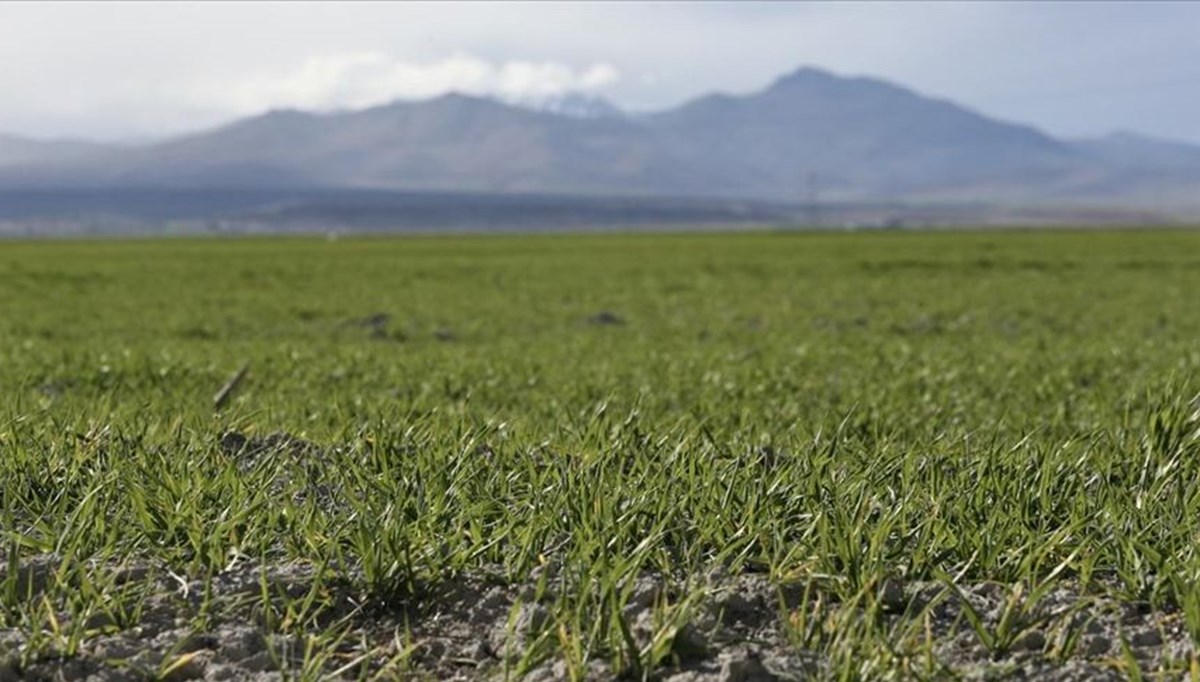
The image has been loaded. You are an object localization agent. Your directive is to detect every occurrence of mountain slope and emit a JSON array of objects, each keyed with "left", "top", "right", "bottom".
[
  {"left": 2, "top": 95, "right": 713, "bottom": 195},
  {"left": 3, "top": 66, "right": 1200, "bottom": 209},
  {"left": 647, "top": 67, "right": 1089, "bottom": 200},
  {"left": 1071, "top": 131, "right": 1200, "bottom": 171},
  {"left": 0, "top": 134, "right": 113, "bottom": 168}
]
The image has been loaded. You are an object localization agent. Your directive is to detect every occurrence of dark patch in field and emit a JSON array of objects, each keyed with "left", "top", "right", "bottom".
[
  {"left": 36, "top": 379, "right": 75, "bottom": 398},
  {"left": 810, "top": 315, "right": 870, "bottom": 335},
  {"left": 1114, "top": 260, "right": 1200, "bottom": 270},
  {"left": 216, "top": 432, "right": 341, "bottom": 510},
  {"left": 176, "top": 326, "right": 217, "bottom": 341},
  {"left": 587, "top": 310, "right": 625, "bottom": 326},
  {"left": 859, "top": 259, "right": 1079, "bottom": 274},
  {"left": 344, "top": 312, "right": 391, "bottom": 339},
  {"left": 217, "top": 431, "right": 321, "bottom": 466}
]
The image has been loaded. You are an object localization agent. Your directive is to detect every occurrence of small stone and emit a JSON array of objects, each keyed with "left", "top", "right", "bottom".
[
  {"left": 877, "top": 578, "right": 906, "bottom": 613},
  {"left": 973, "top": 583, "right": 1005, "bottom": 601},
  {"left": 470, "top": 587, "right": 510, "bottom": 624},
  {"left": 1130, "top": 630, "right": 1162, "bottom": 647},
  {"left": 42, "top": 659, "right": 93, "bottom": 681},
  {"left": 514, "top": 603, "right": 550, "bottom": 636},
  {"left": 418, "top": 638, "right": 447, "bottom": 660},
  {"left": 628, "top": 576, "right": 663, "bottom": 611},
  {"left": 721, "top": 654, "right": 778, "bottom": 682},
  {"left": 632, "top": 610, "right": 656, "bottom": 648},
  {"left": 716, "top": 592, "right": 757, "bottom": 620},
  {"left": 581, "top": 659, "right": 611, "bottom": 681},
  {"left": 1121, "top": 601, "right": 1152, "bottom": 623},
  {"left": 760, "top": 652, "right": 820, "bottom": 679},
  {"left": 489, "top": 603, "right": 550, "bottom": 659},
  {"left": 0, "top": 554, "right": 58, "bottom": 597},
  {"left": 664, "top": 672, "right": 712, "bottom": 682},
  {"left": 160, "top": 650, "right": 210, "bottom": 682},
  {"left": 630, "top": 608, "right": 708, "bottom": 661},
  {"left": 202, "top": 663, "right": 239, "bottom": 681},
  {"left": 92, "top": 640, "right": 141, "bottom": 661},
  {"left": 1082, "top": 635, "right": 1111, "bottom": 656},
  {"left": 665, "top": 621, "right": 710, "bottom": 663},
  {"left": 466, "top": 639, "right": 493, "bottom": 662},
  {"left": 1013, "top": 629, "right": 1046, "bottom": 652},
  {"left": 84, "top": 612, "right": 119, "bottom": 632},
  {"left": 111, "top": 564, "right": 151, "bottom": 585},
  {"left": 214, "top": 627, "right": 267, "bottom": 663},
  {"left": 237, "top": 650, "right": 278, "bottom": 672},
  {"left": 175, "top": 632, "right": 219, "bottom": 654},
  {"left": 129, "top": 649, "right": 164, "bottom": 671},
  {"left": 523, "top": 660, "right": 569, "bottom": 682}
]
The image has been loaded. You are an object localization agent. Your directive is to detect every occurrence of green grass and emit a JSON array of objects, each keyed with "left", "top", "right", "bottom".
[{"left": 1, "top": 228, "right": 1199, "bottom": 678}]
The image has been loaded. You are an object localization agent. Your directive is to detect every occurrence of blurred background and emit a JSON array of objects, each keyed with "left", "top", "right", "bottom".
[{"left": 2, "top": 1, "right": 1199, "bottom": 235}]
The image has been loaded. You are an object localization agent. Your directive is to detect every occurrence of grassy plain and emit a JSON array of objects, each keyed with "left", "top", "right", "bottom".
[{"left": 1, "top": 229, "right": 1199, "bottom": 679}]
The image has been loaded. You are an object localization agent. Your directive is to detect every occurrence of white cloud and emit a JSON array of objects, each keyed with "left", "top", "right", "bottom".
[
  {"left": 579, "top": 64, "right": 621, "bottom": 90},
  {"left": 195, "top": 53, "right": 622, "bottom": 114}
]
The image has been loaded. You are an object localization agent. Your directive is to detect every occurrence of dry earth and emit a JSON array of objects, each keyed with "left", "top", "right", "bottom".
[{"left": 2, "top": 553, "right": 1196, "bottom": 681}]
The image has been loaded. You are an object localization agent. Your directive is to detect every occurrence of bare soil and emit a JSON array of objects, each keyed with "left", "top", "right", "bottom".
[{"left": 2, "top": 554, "right": 1194, "bottom": 681}]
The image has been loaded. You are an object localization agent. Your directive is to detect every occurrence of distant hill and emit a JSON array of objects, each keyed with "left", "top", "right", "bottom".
[
  {"left": 4, "top": 66, "right": 1200, "bottom": 212},
  {"left": 644, "top": 67, "right": 1087, "bottom": 202},
  {"left": 0, "top": 134, "right": 114, "bottom": 168},
  {"left": 1, "top": 95, "right": 697, "bottom": 195},
  {"left": 1070, "top": 131, "right": 1200, "bottom": 171}
]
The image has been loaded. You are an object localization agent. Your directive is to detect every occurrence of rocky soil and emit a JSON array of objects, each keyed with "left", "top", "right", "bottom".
[{"left": 2, "top": 552, "right": 1196, "bottom": 681}]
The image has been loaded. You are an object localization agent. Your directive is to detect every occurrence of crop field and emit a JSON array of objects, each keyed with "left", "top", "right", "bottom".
[{"left": 2, "top": 229, "right": 1200, "bottom": 681}]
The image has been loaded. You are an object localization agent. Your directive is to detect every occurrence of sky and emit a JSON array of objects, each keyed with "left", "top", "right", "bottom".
[{"left": 2, "top": 1, "right": 1199, "bottom": 144}]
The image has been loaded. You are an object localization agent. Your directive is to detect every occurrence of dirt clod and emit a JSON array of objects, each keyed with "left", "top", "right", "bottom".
[{"left": 719, "top": 652, "right": 777, "bottom": 682}]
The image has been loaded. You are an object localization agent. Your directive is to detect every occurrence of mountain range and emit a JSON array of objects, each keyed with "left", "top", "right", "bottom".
[{"left": 4, "top": 66, "right": 1200, "bottom": 213}]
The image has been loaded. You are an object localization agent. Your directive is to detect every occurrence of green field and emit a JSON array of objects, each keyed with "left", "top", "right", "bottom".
[{"left": 2, "top": 229, "right": 1200, "bottom": 680}]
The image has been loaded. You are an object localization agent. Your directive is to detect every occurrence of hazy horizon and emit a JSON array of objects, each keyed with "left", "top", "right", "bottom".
[{"left": 1, "top": 1, "right": 1198, "bottom": 144}]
